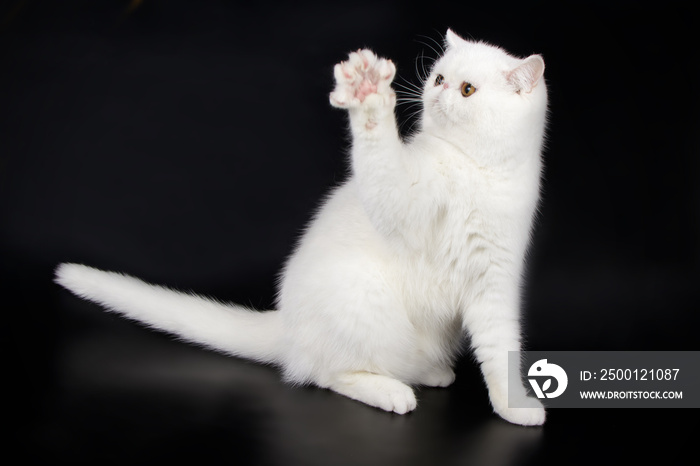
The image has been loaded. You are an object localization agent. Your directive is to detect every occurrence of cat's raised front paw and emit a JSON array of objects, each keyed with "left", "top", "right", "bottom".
[{"left": 329, "top": 49, "right": 396, "bottom": 110}]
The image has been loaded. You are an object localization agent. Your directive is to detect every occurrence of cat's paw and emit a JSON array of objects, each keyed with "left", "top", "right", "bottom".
[
  {"left": 327, "top": 372, "right": 417, "bottom": 415},
  {"left": 492, "top": 395, "right": 546, "bottom": 426},
  {"left": 420, "top": 367, "right": 456, "bottom": 388},
  {"left": 376, "top": 383, "right": 418, "bottom": 414},
  {"left": 329, "top": 49, "right": 396, "bottom": 110}
]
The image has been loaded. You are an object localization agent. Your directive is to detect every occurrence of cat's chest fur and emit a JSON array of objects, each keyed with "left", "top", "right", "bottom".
[
  {"left": 408, "top": 140, "right": 537, "bottom": 258},
  {"left": 396, "top": 139, "right": 540, "bottom": 314}
]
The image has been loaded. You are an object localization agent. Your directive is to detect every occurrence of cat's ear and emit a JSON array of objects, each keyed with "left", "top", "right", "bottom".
[
  {"left": 445, "top": 29, "right": 468, "bottom": 49},
  {"left": 506, "top": 55, "right": 545, "bottom": 94}
]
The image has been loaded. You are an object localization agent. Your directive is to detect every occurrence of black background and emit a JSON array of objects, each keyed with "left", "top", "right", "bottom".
[{"left": 2, "top": 1, "right": 698, "bottom": 464}]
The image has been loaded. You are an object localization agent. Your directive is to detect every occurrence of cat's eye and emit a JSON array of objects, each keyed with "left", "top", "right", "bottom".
[
  {"left": 461, "top": 82, "right": 476, "bottom": 97},
  {"left": 434, "top": 74, "right": 445, "bottom": 86}
]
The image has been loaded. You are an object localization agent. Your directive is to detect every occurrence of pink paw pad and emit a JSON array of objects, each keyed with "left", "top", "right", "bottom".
[
  {"left": 329, "top": 49, "right": 396, "bottom": 109},
  {"left": 357, "top": 80, "right": 377, "bottom": 102}
]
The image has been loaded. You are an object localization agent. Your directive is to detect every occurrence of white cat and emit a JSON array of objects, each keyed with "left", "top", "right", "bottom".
[{"left": 55, "top": 30, "right": 548, "bottom": 426}]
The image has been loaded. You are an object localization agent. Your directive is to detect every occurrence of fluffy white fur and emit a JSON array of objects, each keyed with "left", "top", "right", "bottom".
[{"left": 56, "top": 30, "right": 548, "bottom": 426}]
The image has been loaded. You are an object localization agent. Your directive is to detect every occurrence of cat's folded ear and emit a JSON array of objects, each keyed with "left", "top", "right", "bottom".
[{"left": 505, "top": 55, "right": 545, "bottom": 94}]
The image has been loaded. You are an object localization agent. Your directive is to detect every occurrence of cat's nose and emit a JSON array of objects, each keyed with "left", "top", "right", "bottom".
[{"left": 443, "top": 82, "right": 449, "bottom": 89}]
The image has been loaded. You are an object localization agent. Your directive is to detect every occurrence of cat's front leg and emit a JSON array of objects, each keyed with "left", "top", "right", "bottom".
[
  {"left": 466, "top": 303, "right": 546, "bottom": 426},
  {"left": 329, "top": 50, "right": 414, "bottom": 237},
  {"left": 329, "top": 49, "right": 399, "bottom": 141}
]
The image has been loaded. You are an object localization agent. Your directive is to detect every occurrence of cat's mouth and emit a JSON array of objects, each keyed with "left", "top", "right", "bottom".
[
  {"left": 430, "top": 96, "right": 456, "bottom": 125},
  {"left": 429, "top": 96, "right": 446, "bottom": 119}
]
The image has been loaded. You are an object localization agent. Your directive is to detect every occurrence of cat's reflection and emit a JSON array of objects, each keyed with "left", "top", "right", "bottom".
[
  {"left": 56, "top": 326, "right": 542, "bottom": 466},
  {"left": 258, "top": 380, "right": 543, "bottom": 466}
]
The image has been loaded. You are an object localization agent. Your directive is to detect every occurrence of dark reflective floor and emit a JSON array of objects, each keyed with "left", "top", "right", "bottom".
[{"left": 18, "top": 295, "right": 694, "bottom": 465}]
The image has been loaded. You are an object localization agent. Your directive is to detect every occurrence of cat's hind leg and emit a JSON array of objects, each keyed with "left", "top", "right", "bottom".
[
  {"left": 420, "top": 366, "right": 456, "bottom": 388},
  {"left": 325, "top": 371, "right": 417, "bottom": 415}
]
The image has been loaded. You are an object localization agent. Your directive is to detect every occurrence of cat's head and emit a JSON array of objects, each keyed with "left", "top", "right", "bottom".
[{"left": 419, "top": 30, "right": 547, "bottom": 158}]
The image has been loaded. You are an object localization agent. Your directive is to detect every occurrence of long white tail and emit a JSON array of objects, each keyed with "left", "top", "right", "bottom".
[{"left": 55, "top": 263, "right": 282, "bottom": 364}]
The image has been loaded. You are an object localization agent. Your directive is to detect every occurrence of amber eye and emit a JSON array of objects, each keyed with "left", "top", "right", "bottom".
[
  {"left": 434, "top": 74, "right": 445, "bottom": 86},
  {"left": 461, "top": 82, "right": 476, "bottom": 97}
]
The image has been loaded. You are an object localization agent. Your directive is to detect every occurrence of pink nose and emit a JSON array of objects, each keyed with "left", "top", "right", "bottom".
[{"left": 443, "top": 82, "right": 449, "bottom": 89}]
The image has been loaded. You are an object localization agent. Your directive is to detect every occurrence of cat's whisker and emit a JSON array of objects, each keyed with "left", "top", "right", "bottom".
[
  {"left": 416, "top": 49, "right": 436, "bottom": 82},
  {"left": 396, "top": 103, "right": 423, "bottom": 113},
  {"left": 398, "top": 112, "right": 421, "bottom": 137},
  {"left": 419, "top": 56, "right": 428, "bottom": 81},
  {"left": 394, "top": 86, "right": 421, "bottom": 96},
  {"left": 396, "top": 90, "right": 422, "bottom": 99},
  {"left": 414, "top": 50, "right": 435, "bottom": 84},
  {"left": 406, "top": 107, "right": 424, "bottom": 119},
  {"left": 395, "top": 95, "right": 422, "bottom": 102},
  {"left": 393, "top": 79, "right": 424, "bottom": 96},
  {"left": 396, "top": 100, "right": 422, "bottom": 109},
  {"left": 416, "top": 34, "right": 445, "bottom": 56},
  {"left": 416, "top": 34, "right": 445, "bottom": 57},
  {"left": 395, "top": 92, "right": 422, "bottom": 102},
  {"left": 395, "top": 93, "right": 422, "bottom": 103},
  {"left": 405, "top": 105, "right": 425, "bottom": 121},
  {"left": 414, "top": 52, "right": 423, "bottom": 84},
  {"left": 402, "top": 112, "right": 423, "bottom": 137},
  {"left": 394, "top": 75, "right": 423, "bottom": 89},
  {"left": 396, "top": 91, "right": 421, "bottom": 100}
]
